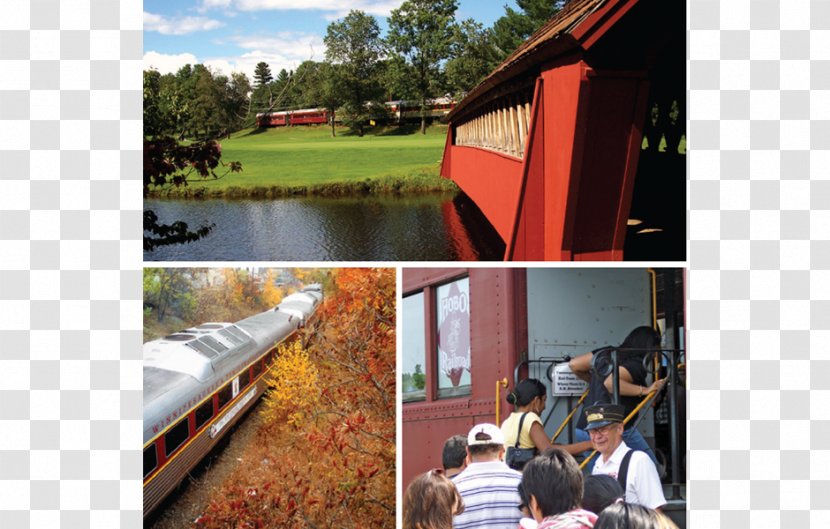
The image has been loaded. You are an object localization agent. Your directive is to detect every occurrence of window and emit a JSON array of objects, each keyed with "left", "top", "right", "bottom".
[
  {"left": 144, "top": 444, "right": 157, "bottom": 478},
  {"left": 239, "top": 369, "right": 250, "bottom": 389},
  {"left": 218, "top": 383, "right": 233, "bottom": 409},
  {"left": 435, "top": 277, "right": 471, "bottom": 398},
  {"left": 164, "top": 418, "right": 189, "bottom": 457},
  {"left": 195, "top": 400, "right": 213, "bottom": 430},
  {"left": 402, "top": 292, "right": 426, "bottom": 402},
  {"left": 252, "top": 359, "right": 263, "bottom": 378}
]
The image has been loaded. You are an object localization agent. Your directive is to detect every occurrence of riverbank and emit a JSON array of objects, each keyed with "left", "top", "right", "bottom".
[{"left": 147, "top": 124, "right": 457, "bottom": 198}]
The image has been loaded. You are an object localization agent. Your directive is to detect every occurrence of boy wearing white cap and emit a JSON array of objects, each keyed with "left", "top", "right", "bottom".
[{"left": 453, "top": 423, "right": 523, "bottom": 529}]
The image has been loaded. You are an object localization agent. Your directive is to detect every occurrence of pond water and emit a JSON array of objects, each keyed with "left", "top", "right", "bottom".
[{"left": 144, "top": 194, "right": 504, "bottom": 262}]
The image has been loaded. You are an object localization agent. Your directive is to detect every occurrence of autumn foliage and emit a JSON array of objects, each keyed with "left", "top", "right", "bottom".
[{"left": 195, "top": 268, "right": 395, "bottom": 529}]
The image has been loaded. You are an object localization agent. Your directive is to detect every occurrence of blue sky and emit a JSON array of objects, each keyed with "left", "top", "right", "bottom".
[{"left": 144, "top": 0, "right": 519, "bottom": 79}]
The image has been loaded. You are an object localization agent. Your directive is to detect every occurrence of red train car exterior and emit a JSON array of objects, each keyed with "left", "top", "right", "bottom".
[
  {"left": 403, "top": 268, "right": 686, "bottom": 496},
  {"left": 255, "top": 108, "right": 331, "bottom": 128},
  {"left": 402, "top": 269, "right": 528, "bottom": 487}
]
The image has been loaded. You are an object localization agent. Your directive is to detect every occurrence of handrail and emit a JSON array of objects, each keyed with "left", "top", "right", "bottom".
[
  {"left": 495, "top": 378, "right": 509, "bottom": 425},
  {"left": 551, "top": 388, "right": 589, "bottom": 443}
]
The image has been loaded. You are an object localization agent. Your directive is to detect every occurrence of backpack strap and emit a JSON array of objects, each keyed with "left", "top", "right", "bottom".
[
  {"left": 617, "top": 449, "right": 636, "bottom": 492},
  {"left": 515, "top": 412, "right": 529, "bottom": 448}
]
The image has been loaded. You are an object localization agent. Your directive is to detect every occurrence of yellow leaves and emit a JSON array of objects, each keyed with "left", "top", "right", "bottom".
[
  {"left": 263, "top": 340, "right": 320, "bottom": 428},
  {"left": 261, "top": 270, "right": 283, "bottom": 307}
]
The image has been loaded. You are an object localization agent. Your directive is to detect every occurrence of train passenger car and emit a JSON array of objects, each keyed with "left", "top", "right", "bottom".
[
  {"left": 289, "top": 108, "right": 331, "bottom": 125},
  {"left": 256, "top": 109, "right": 331, "bottom": 128},
  {"left": 385, "top": 97, "right": 456, "bottom": 122},
  {"left": 402, "top": 268, "right": 686, "bottom": 526},
  {"left": 143, "top": 286, "right": 323, "bottom": 518},
  {"left": 255, "top": 111, "right": 289, "bottom": 127}
]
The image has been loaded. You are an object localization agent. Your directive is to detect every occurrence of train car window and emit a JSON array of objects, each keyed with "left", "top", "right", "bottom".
[
  {"left": 402, "top": 292, "right": 427, "bottom": 402},
  {"left": 144, "top": 444, "right": 157, "bottom": 478},
  {"left": 218, "top": 328, "right": 244, "bottom": 345},
  {"left": 218, "top": 383, "right": 233, "bottom": 409},
  {"left": 164, "top": 418, "right": 190, "bottom": 458},
  {"left": 435, "top": 277, "right": 472, "bottom": 399},
  {"left": 200, "top": 336, "right": 228, "bottom": 353},
  {"left": 186, "top": 340, "right": 219, "bottom": 359},
  {"left": 239, "top": 369, "right": 250, "bottom": 389},
  {"left": 252, "top": 359, "right": 263, "bottom": 378},
  {"left": 195, "top": 399, "right": 213, "bottom": 430}
]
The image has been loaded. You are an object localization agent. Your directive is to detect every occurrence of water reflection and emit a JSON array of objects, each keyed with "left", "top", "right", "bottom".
[{"left": 144, "top": 194, "right": 504, "bottom": 261}]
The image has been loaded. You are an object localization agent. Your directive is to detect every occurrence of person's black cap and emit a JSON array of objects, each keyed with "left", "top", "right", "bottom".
[{"left": 583, "top": 403, "right": 625, "bottom": 430}]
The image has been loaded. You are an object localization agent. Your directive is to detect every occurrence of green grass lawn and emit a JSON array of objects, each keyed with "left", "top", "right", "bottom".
[{"left": 154, "top": 124, "right": 455, "bottom": 197}]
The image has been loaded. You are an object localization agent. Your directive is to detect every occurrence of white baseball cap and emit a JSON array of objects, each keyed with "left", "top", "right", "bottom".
[{"left": 467, "top": 423, "right": 505, "bottom": 446}]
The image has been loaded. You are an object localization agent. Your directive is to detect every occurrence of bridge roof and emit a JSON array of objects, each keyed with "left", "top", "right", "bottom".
[{"left": 447, "top": 0, "right": 634, "bottom": 122}]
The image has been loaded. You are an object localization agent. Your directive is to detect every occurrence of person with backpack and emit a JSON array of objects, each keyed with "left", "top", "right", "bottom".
[
  {"left": 501, "top": 379, "right": 593, "bottom": 470},
  {"left": 583, "top": 404, "right": 666, "bottom": 511}
]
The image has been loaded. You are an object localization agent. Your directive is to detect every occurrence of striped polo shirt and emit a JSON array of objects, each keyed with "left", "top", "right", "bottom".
[{"left": 453, "top": 460, "right": 523, "bottom": 529}]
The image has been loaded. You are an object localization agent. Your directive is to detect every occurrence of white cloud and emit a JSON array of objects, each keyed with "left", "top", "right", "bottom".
[
  {"left": 201, "top": 0, "right": 401, "bottom": 17},
  {"left": 144, "top": 11, "right": 225, "bottom": 35},
  {"left": 206, "top": 32, "right": 327, "bottom": 79},
  {"left": 143, "top": 51, "right": 200, "bottom": 74}
]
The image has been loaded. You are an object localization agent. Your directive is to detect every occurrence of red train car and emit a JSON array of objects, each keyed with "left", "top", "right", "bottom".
[
  {"left": 289, "top": 108, "right": 330, "bottom": 125},
  {"left": 256, "top": 108, "right": 332, "bottom": 128},
  {"left": 402, "top": 268, "right": 686, "bottom": 524}
]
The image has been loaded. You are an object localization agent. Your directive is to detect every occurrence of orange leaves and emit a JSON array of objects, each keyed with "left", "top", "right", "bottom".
[{"left": 194, "top": 269, "right": 395, "bottom": 529}]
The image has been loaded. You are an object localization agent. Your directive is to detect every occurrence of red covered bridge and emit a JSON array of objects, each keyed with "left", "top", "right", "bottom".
[{"left": 441, "top": 0, "right": 684, "bottom": 261}]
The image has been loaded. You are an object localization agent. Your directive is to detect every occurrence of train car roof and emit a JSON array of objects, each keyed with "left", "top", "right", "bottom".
[
  {"left": 282, "top": 292, "right": 318, "bottom": 305},
  {"left": 235, "top": 309, "right": 298, "bottom": 347},
  {"left": 143, "top": 366, "right": 194, "bottom": 408}
]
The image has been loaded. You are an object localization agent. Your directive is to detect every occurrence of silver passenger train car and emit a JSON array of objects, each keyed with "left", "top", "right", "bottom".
[{"left": 143, "top": 284, "right": 323, "bottom": 517}]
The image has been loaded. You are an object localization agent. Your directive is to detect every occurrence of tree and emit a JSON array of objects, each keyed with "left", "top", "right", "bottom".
[
  {"left": 377, "top": 56, "right": 414, "bottom": 103},
  {"left": 143, "top": 268, "right": 194, "bottom": 323},
  {"left": 219, "top": 71, "right": 252, "bottom": 135},
  {"left": 143, "top": 137, "right": 242, "bottom": 251},
  {"left": 492, "top": 0, "right": 563, "bottom": 58},
  {"left": 387, "top": 0, "right": 458, "bottom": 134},
  {"left": 144, "top": 69, "right": 171, "bottom": 138},
  {"left": 445, "top": 19, "right": 502, "bottom": 99},
  {"left": 253, "top": 61, "right": 273, "bottom": 87},
  {"left": 296, "top": 61, "right": 345, "bottom": 137},
  {"left": 325, "top": 10, "right": 385, "bottom": 137}
]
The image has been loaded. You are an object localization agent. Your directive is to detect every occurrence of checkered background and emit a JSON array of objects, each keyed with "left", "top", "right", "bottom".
[
  {"left": 0, "top": 0, "right": 143, "bottom": 527},
  {"left": 687, "top": 0, "right": 830, "bottom": 527},
  {"left": 0, "top": 0, "right": 825, "bottom": 527}
]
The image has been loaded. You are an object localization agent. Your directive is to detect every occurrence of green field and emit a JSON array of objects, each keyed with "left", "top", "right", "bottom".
[{"left": 151, "top": 124, "right": 457, "bottom": 198}]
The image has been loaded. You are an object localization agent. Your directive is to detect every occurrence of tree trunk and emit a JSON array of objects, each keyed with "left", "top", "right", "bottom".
[
  {"left": 421, "top": 116, "right": 426, "bottom": 135},
  {"left": 330, "top": 111, "right": 336, "bottom": 137}
]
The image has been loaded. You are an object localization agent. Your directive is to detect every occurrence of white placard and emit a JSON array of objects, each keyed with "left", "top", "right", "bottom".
[
  {"left": 209, "top": 387, "right": 257, "bottom": 439},
  {"left": 552, "top": 364, "right": 589, "bottom": 396}
]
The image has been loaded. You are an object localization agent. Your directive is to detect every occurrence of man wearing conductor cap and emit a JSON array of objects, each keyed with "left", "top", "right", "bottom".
[{"left": 584, "top": 403, "right": 666, "bottom": 511}]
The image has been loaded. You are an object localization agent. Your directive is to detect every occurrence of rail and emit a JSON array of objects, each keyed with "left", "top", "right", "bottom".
[
  {"left": 454, "top": 93, "right": 533, "bottom": 159},
  {"left": 509, "top": 346, "right": 684, "bottom": 497}
]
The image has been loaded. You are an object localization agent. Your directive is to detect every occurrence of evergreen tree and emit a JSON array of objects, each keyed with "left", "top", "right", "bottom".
[{"left": 253, "top": 61, "right": 273, "bottom": 87}]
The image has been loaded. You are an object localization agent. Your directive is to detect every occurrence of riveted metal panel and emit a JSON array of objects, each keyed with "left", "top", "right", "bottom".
[{"left": 524, "top": 268, "right": 653, "bottom": 443}]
